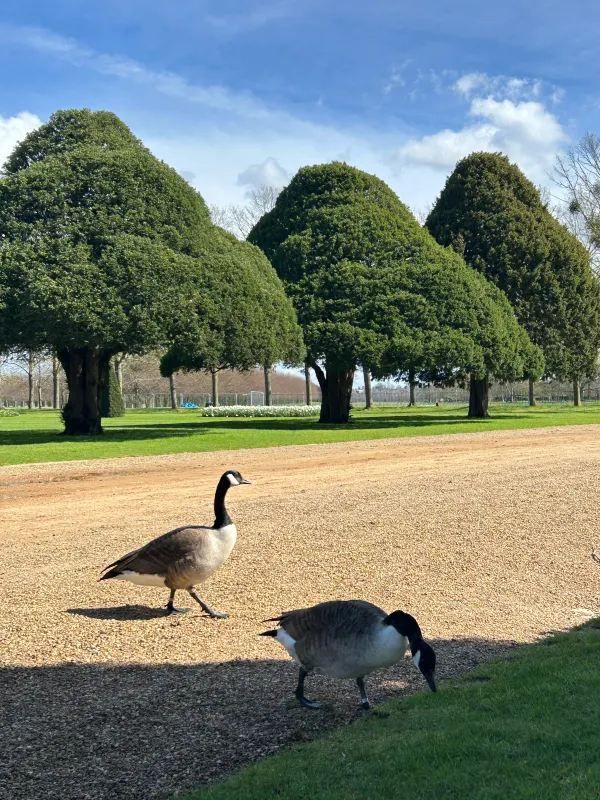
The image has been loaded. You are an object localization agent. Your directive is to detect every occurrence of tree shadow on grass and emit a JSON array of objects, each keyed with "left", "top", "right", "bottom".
[
  {"left": 0, "top": 634, "right": 520, "bottom": 800},
  {"left": 0, "top": 410, "right": 529, "bottom": 449}
]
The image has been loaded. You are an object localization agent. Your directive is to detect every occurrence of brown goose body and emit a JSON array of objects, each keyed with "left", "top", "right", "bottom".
[
  {"left": 99, "top": 523, "right": 237, "bottom": 589},
  {"left": 261, "top": 599, "right": 437, "bottom": 708},
  {"left": 266, "top": 600, "right": 408, "bottom": 679},
  {"left": 100, "top": 470, "right": 250, "bottom": 617}
]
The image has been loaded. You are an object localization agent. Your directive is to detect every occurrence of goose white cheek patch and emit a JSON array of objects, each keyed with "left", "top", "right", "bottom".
[
  {"left": 227, "top": 474, "right": 240, "bottom": 486},
  {"left": 412, "top": 651, "right": 421, "bottom": 668}
]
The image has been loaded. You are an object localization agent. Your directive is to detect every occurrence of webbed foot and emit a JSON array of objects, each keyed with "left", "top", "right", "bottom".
[{"left": 297, "top": 695, "right": 322, "bottom": 709}]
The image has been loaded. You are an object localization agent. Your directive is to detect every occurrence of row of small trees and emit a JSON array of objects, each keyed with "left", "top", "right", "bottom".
[{"left": 0, "top": 108, "right": 598, "bottom": 433}]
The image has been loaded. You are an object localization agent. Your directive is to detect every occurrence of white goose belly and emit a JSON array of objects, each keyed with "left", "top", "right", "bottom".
[
  {"left": 326, "top": 643, "right": 406, "bottom": 678},
  {"left": 315, "top": 628, "right": 408, "bottom": 679}
]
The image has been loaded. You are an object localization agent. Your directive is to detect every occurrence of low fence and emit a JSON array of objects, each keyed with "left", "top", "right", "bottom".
[
  {"left": 2, "top": 383, "right": 599, "bottom": 410},
  {"left": 122, "top": 391, "right": 314, "bottom": 409}
]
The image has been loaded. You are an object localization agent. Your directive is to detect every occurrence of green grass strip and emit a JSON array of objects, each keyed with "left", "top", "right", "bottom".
[
  {"left": 0, "top": 403, "right": 599, "bottom": 466},
  {"left": 185, "top": 620, "right": 600, "bottom": 800}
]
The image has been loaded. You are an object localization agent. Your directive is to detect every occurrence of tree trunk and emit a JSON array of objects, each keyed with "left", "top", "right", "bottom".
[
  {"left": 528, "top": 377, "right": 536, "bottom": 407},
  {"left": 468, "top": 376, "right": 490, "bottom": 418},
  {"left": 263, "top": 366, "right": 272, "bottom": 406},
  {"left": 314, "top": 360, "right": 354, "bottom": 423},
  {"left": 573, "top": 378, "right": 581, "bottom": 406},
  {"left": 304, "top": 363, "right": 312, "bottom": 405},
  {"left": 37, "top": 374, "right": 42, "bottom": 409},
  {"left": 363, "top": 367, "right": 372, "bottom": 409},
  {"left": 52, "top": 355, "right": 61, "bottom": 409},
  {"left": 169, "top": 374, "right": 178, "bottom": 409},
  {"left": 114, "top": 354, "right": 125, "bottom": 391},
  {"left": 407, "top": 369, "right": 416, "bottom": 406},
  {"left": 27, "top": 352, "right": 34, "bottom": 410},
  {"left": 58, "top": 349, "right": 108, "bottom": 434},
  {"left": 211, "top": 369, "right": 219, "bottom": 407}
]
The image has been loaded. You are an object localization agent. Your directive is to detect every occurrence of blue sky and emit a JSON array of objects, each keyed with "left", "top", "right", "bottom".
[{"left": 0, "top": 0, "right": 599, "bottom": 213}]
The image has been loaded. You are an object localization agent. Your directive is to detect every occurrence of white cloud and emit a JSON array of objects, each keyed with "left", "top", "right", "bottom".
[
  {"left": 0, "top": 26, "right": 571, "bottom": 220},
  {"left": 237, "top": 157, "right": 289, "bottom": 189},
  {"left": 453, "top": 71, "right": 552, "bottom": 103},
  {"left": 0, "top": 25, "right": 280, "bottom": 122},
  {"left": 395, "top": 96, "right": 566, "bottom": 182},
  {"left": 0, "top": 111, "right": 42, "bottom": 168},
  {"left": 454, "top": 72, "right": 489, "bottom": 96}
]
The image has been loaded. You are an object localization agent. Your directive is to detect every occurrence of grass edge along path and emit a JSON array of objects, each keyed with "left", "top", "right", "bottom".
[
  {"left": 184, "top": 619, "right": 600, "bottom": 800},
  {"left": 1, "top": 403, "right": 600, "bottom": 466}
]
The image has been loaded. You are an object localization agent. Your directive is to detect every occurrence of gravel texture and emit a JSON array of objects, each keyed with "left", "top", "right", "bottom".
[{"left": 1, "top": 425, "right": 599, "bottom": 800}]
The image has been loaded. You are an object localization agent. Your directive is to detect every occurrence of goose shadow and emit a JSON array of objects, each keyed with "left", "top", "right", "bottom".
[
  {"left": 66, "top": 605, "right": 171, "bottom": 621},
  {"left": 0, "top": 634, "right": 520, "bottom": 800}
]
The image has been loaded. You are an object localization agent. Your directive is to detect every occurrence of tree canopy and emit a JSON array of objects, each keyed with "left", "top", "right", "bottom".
[
  {"left": 0, "top": 108, "right": 302, "bottom": 432},
  {"left": 160, "top": 227, "right": 303, "bottom": 377},
  {"left": 250, "top": 161, "right": 541, "bottom": 422},
  {"left": 426, "top": 152, "right": 600, "bottom": 404}
]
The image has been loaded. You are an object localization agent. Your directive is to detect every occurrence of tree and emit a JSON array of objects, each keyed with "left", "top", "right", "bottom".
[
  {"left": 553, "top": 133, "right": 600, "bottom": 276},
  {"left": 209, "top": 185, "right": 282, "bottom": 240},
  {"left": 250, "top": 162, "right": 540, "bottom": 422},
  {"left": 426, "top": 152, "right": 600, "bottom": 408},
  {"left": 100, "top": 364, "right": 125, "bottom": 417},
  {"left": 0, "top": 109, "right": 214, "bottom": 434},
  {"left": 160, "top": 227, "right": 304, "bottom": 385},
  {"left": 10, "top": 350, "right": 46, "bottom": 409}
]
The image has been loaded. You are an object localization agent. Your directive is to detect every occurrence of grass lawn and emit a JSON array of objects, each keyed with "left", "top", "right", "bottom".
[
  {"left": 184, "top": 619, "right": 600, "bottom": 800},
  {"left": 0, "top": 403, "right": 599, "bottom": 466}
]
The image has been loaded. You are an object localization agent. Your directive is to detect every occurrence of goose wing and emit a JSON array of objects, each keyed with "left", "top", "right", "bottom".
[
  {"left": 100, "top": 525, "right": 212, "bottom": 579},
  {"left": 277, "top": 601, "right": 387, "bottom": 673},
  {"left": 272, "top": 599, "right": 386, "bottom": 641}
]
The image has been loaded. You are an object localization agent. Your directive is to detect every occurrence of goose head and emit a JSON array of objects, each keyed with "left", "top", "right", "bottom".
[
  {"left": 223, "top": 469, "right": 252, "bottom": 487},
  {"left": 384, "top": 610, "right": 437, "bottom": 692}
]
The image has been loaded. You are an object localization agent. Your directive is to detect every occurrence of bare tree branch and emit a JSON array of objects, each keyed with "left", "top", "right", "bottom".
[
  {"left": 209, "top": 184, "right": 283, "bottom": 240},
  {"left": 552, "top": 134, "right": 600, "bottom": 276}
]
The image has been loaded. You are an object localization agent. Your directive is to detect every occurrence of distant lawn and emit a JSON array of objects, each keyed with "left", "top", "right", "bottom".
[
  {"left": 0, "top": 403, "right": 599, "bottom": 466},
  {"left": 185, "top": 620, "right": 600, "bottom": 800}
]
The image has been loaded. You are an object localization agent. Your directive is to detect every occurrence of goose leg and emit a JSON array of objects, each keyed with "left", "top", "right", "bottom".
[
  {"left": 295, "top": 667, "right": 321, "bottom": 709},
  {"left": 187, "top": 588, "right": 228, "bottom": 619},
  {"left": 356, "top": 676, "right": 371, "bottom": 709},
  {"left": 165, "top": 589, "right": 188, "bottom": 615}
]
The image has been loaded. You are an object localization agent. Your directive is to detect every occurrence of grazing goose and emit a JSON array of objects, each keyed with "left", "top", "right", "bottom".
[
  {"left": 99, "top": 469, "right": 250, "bottom": 617},
  {"left": 260, "top": 599, "right": 436, "bottom": 709}
]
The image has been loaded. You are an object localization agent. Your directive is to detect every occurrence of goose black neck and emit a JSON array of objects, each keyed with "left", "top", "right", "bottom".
[
  {"left": 213, "top": 476, "right": 233, "bottom": 529},
  {"left": 408, "top": 634, "right": 424, "bottom": 656}
]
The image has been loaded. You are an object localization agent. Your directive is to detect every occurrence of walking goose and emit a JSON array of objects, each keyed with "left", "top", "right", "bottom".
[
  {"left": 99, "top": 469, "right": 250, "bottom": 617},
  {"left": 260, "top": 599, "right": 436, "bottom": 708}
]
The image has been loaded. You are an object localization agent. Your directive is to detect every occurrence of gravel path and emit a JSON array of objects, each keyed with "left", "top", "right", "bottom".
[{"left": 1, "top": 426, "right": 599, "bottom": 800}]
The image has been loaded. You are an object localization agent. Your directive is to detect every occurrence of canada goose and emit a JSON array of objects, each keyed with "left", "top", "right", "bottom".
[
  {"left": 260, "top": 599, "right": 436, "bottom": 709},
  {"left": 99, "top": 469, "right": 250, "bottom": 617}
]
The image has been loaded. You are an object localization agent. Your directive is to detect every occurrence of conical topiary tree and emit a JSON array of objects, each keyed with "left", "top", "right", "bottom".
[
  {"left": 426, "top": 152, "right": 600, "bottom": 409},
  {"left": 249, "top": 161, "right": 542, "bottom": 422},
  {"left": 0, "top": 109, "right": 213, "bottom": 433}
]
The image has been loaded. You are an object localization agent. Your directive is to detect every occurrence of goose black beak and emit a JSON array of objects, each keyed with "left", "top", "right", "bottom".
[
  {"left": 240, "top": 478, "right": 252, "bottom": 484},
  {"left": 423, "top": 671, "right": 437, "bottom": 692}
]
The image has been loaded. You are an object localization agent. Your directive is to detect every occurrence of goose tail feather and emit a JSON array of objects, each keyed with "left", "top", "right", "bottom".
[{"left": 259, "top": 629, "right": 278, "bottom": 637}]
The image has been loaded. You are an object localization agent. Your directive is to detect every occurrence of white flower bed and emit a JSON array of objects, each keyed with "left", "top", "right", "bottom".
[{"left": 198, "top": 404, "right": 319, "bottom": 417}]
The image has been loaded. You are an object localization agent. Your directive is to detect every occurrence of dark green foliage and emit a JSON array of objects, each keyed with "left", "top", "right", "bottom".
[
  {"left": 250, "top": 161, "right": 541, "bottom": 423},
  {"left": 426, "top": 152, "right": 600, "bottom": 389},
  {"left": 100, "top": 364, "right": 125, "bottom": 418},
  {"left": 160, "top": 226, "right": 304, "bottom": 378},
  {"left": 0, "top": 108, "right": 212, "bottom": 434}
]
